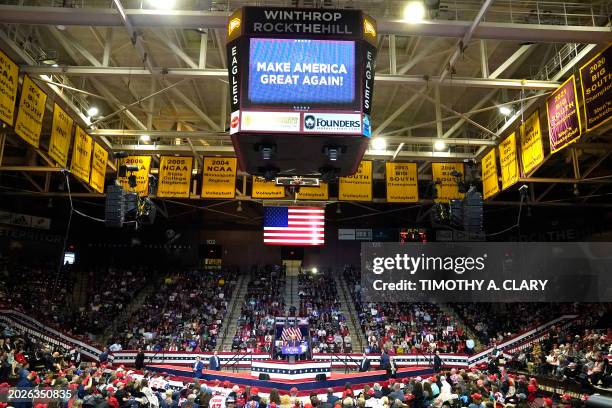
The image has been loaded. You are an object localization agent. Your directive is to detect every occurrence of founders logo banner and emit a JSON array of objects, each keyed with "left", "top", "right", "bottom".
[
  {"left": 303, "top": 113, "right": 361, "bottom": 133},
  {"left": 361, "top": 242, "right": 612, "bottom": 302}
]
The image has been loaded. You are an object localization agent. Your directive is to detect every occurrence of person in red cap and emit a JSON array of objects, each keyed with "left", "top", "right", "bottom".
[
  {"left": 542, "top": 397, "right": 554, "bottom": 407},
  {"left": 250, "top": 387, "right": 261, "bottom": 404},
  {"left": 106, "top": 387, "right": 120, "bottom": 408}
]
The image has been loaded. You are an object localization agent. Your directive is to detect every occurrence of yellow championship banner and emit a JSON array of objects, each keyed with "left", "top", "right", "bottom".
[
  {"left": 431, "top": 162, "right": 464, "bottom": 203},
  {"left": 339, "top": 160, "right": 372, "bottom": 201},
  {"left": 201, "top": 157, "right": 237, "bottom": 199},
  {"left": 118, "top": 156, "right": 151, "bottom": 196},
  {"left": 252, "top": 176, "right": 285, "bottom": 199},
  {"left": 48, "top": 104, "right": 74, "bottom": 167},
  {"left": 498, "top": 132, "right": 520, "bottom": 190},
  {"left": 296, "top": 183, "right": 329, "bottom": 200},
  {"left": 579, "top": 44, "right": 611, "bottom": 131},
  {"left": 520, "top": 110, "right": 545, "bottom": 175},
  {"left": 481, "top": 149, "right": 499, "bottom": 200},
  {"left": 89, "top": 142, "right": 108, "bottom": 194},
  {"left": 70, "top": 126, "right": 93, "bottom": 182},
  {"left": 385, "top": 162, "right": 418, "bottom": 202},
  {"left": 14, "top": 75, "right": 47, "bottom": 148},
  {"left": 0, "top": 49, "right": 19, "bottom": 126},
  {"left": 157, "top": 156, "right": 194, "bottom": 198}
]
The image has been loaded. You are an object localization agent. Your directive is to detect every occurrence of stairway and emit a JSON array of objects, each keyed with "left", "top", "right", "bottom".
[
  {"left": 437, "top": 303, "right": 483, "bottom": 351},
  {"left": 335, "top": 277, "right": 366, "bottom": 353},
  {"left": 217, "top": 275, "right": 249, "bottom": 351},
  {"left": 285, "top": 275, "right": 299, "bottom": 313},
  {"left": 99, "top": 280, "right": 157, "bottom": 345}
]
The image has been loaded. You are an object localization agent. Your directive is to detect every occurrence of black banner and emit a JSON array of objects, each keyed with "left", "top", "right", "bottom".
[
  {"left": 361, "top": 42, "right": 376, "bottom": 117},
  {"left": 242, "top": 7, "right": 362, "bottom": 39},
  {"left": 227, "top": 39, "right": 243, "bottom": 113}
]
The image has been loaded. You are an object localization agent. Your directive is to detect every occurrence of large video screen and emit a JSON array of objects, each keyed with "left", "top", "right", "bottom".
[{"left": 248, "top": 38, "right": 356, "bottom": 108}]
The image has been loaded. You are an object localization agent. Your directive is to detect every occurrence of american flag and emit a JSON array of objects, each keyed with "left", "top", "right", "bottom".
[
  {"left": 263, "top": 206, "right": 325, "bottom": 246},
  {"left": 281, "top": 326, "right": 303, "bottom": 341}
]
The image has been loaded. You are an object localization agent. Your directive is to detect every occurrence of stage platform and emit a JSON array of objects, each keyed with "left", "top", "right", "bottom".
[{"left": 146, "top": 364, "right": 434, "bottom": 396}]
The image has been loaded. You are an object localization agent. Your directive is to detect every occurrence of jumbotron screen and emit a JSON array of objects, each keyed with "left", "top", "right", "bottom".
[{"left": 247, "top": 38, "right": 357, "bottom": 108}]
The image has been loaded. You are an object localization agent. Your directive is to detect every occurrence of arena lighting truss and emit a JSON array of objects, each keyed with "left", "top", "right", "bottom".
[{"left": 0, "top": 0, "right": 611, "bottom": 207}]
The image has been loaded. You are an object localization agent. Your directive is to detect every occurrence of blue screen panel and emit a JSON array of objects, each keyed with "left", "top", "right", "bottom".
[{"left": 248, "top": 38, "right": 355, "bottom": 106}]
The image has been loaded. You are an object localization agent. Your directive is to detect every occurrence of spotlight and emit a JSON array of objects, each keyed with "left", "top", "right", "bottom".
[
  {"left": 433, "top": 140, "right": 446, "bottom": 151},
  {"left": 41, "top": 58, "right": 58, "bottom": 65},
  {"left": 140, "top": 134, "right": 151, "bottom": 143},
  {"left": 56, "top": 25, "right": 66, "bottom": 31},
  {"left": 403, "top": 1, "right": 426, "bottom": 23},
  {"left": 87, "top": 106, "right": 99, "bottom": 117},
  {"left": 51, "top": 63, "right": 59, "bottom": 67},
  {"left": 371, "top": 138, "right": 386, "bottom": 150},
  {"left": 312, "top": 267, "right": 318, "bottom": 274},
  {"left": 499, "top": 105, "right": 512, "bottom": 116},
  {"left": 148, "top": 0, "right": 176, "bottom": 9}
]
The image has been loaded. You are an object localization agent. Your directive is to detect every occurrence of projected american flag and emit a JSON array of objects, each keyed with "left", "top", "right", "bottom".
[{"left": 263, "top": 206, "right": 325, "bottom": 246}]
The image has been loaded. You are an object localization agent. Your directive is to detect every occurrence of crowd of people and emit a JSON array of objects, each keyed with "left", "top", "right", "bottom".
[
  {"left": 0, "top": 321, "right": 601, "bottom": 408},
  {"left": 230, "top": 266, "right": 285, "bottom": 352},
  {"left": 299, "top": 270, "right": 352, "bottom": 354},
  {"left": 114, "top": 269, "right": 238, "bottom": 352},
  {"left": 343, "top": 267, "right": 470, "bottom": 356}
]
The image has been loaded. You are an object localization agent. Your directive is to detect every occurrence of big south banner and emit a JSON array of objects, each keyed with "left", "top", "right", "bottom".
[
  {"left": 519, "top": 110, "right": 544, "bottom": 175},
  {"left": 481, "top": 149, "right": 499, "bottom": 200},
  {"left": 14, "top": 75, "right": 47, "bottom": 148},
  {"left": 339, "top": 160, "right": 372, "bottom": 201},
  {"left": 432, "top": 163, "right": 464, "bottom": 203},
  {"left": 547, "top": 75, "right": 581, "bottom": 154},
  {"left": 385, "top": 162, "right": 418, "bottom": 203},
  {"left": 201, "top": 157, "right": 237, "bottom": 199},
  {"left": 0, "top": 48, "right": 19, "bottom": 127},
  {"left": 498, "top": 132, "right": 520, "bottom": 190},
  {"left": 89, "top": 142, "right": 108, "bottom": 194},
  {"left": 579, "top": 44, "right": 611, "bottom": 132}
]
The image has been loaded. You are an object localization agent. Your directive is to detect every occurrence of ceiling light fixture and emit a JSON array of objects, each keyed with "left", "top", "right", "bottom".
[
  {"left": 499, "top": 105, "right": 512, "bottom": 116},
  {"left": 87, "top": 106, "right": 99, "bottom": 117},
  {"left": 371, "top": 137, "right": 387, "bottom": 150},
  {"left": 140, "top": 134, "right": 151, "bottom": 143},
  {"left": 433, "top": 140, "right": 446, "bottom": 151},
  {"left": 403, "top": 1, "right": 426, "bottom": 23},
  {"left": 148, "top": 0, "right": 176, "bottom": 10}
]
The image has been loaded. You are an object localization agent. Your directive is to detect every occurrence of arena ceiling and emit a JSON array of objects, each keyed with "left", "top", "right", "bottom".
[{"left": 0, "top": 0, "right": 611, "bottom": 213}]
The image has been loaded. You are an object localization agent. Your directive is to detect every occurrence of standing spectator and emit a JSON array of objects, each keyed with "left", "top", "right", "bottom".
[
  {"left": 135, "top": 348, "right": 145, "bottom": 370},
  {"left": 209, "top": 351, "right": 221, "bottom": 371}
]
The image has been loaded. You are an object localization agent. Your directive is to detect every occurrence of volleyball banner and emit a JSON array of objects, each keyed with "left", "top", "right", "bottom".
[
  {"left": 70, "top": 126, "right": 93, "bottom": 183},
  {"left": 48, "top": 104, "right": 74, "bottom": 167},
  {"left": 385, "top": 162, "right": 418, "bottom": 202},
  {"left": 14, "top": 75, "right": 47, "bottom": 148},
  {"left": 252, "top": 176, "right": 285, "bottom": 198},
  {"left": 118, "top": 156, "right": 151, "bottom": 196},
  {"left": 579, "top": 44, "right": 611, "bottom": 131},
  {"left": 520, "top": 110, "right": 544, "bottom": 175},
  {"left": 0, "top": 48, "right": 19, "bottom": 126},
  {"left": 481, "top": 149, "right": 499, "bottom": 200},
  {"left": 339, "top": 160, "right": 372, "bottom": 201},
  {"left": 157, "top": 156, "right": 193, "bottom": 198},
  {"left": 498, "top": 132, "right": 520, "bottom": 190},
  {"left": 89, "top": 142, "right": 108, "bottom": 194},
  {"left": 296, "top": 183, "right": 328, "bottom": 200},
  {"left": 431, "top": 162, "right": 464, "bottom": 203},
  {"left": 547, "top": 75, "right": 581, "bottom": 154},
  {"left": 201, "top": 157, "right": 237, "bottom": 199}
]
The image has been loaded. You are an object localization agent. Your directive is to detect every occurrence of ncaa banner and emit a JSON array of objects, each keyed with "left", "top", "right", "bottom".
[
  {"left": 157, "top": 156, "right": 193, "bottom": 198},
  {"left": 431, "top": 162, "right": 464, "bottom": 203},
  {"left": 201, "top": 157, "right": 237, "bottom": 199},
  {"left": 579, "top": 44, "right": 611, "bottom": 131},
  {"left": 296, "top": 183, "right": 329, "bottom": 201},
  {"left": 0, "top": 49, "right": 19, "bottom": 126},
  {"left": 70, "top": 126, "right": 93, "bottom": 183},
  {"left": 118, "top": 156, "right": 151, "bottom": 196},
  {"left": 252, "top": 176, "right": 285, "bottom": 199},
  {"left": 339, "top": 160, "right": 372, "bottom": 201},
  {"left": 14, "top": 75, "right": 47, "bottom": 148},
  {"left": 481, "top": 149, "right": 499, "bottom": 200},
  {"left": 547, "top": 75, "right": 582, "bottom": 154},
  {"left": 520, "top": 110, "right": 544, "bottom": 175},
  {"left": 385, "top": 162, "right": 418, "bottom": 203},
  {"left": 498, "top": 132, "right": 519, "bottom": 190},
  {"left": 89, "top": 142, "right": 108, "bottom": 194},
  {"left": 48, "top": 104, "right": 74, "bottom": 167}
]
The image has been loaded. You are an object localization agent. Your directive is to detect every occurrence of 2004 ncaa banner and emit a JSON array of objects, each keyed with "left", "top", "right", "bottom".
[{"left": 201, "top": 157, "right": 237, "bottom": 199}]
